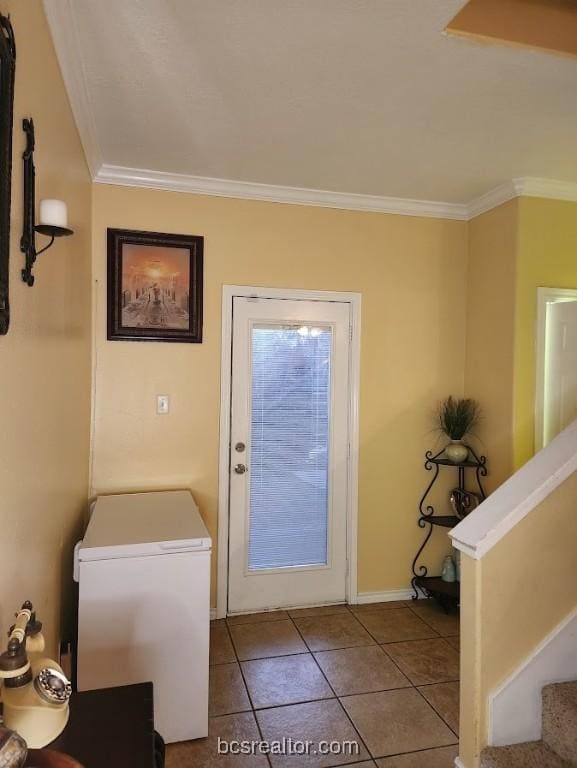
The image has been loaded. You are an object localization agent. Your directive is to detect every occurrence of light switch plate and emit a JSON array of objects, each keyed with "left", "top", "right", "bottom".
[{"left": 156, "top": 394, "right": 170, "bottom": 415}]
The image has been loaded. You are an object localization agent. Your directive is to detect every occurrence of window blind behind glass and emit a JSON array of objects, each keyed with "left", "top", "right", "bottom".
[{"left": 248, "top": 325, "right": 332, "bottom": 570}]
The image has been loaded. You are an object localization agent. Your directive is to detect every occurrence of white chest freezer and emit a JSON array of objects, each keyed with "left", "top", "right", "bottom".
[{"left": 76, "top": 490, "right": 211, "bottom": 743}]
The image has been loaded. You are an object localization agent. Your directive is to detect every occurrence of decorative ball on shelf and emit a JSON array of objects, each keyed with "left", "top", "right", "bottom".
[{"left": 450, "top": 488, "right": 482, "bottom": 519}]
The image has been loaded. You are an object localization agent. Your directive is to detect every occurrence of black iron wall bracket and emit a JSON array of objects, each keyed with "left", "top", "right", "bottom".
[
  {"left": 20, "top": 118, "right": 72, "bottom": 287},
  {"left": 20, "top": 118, "right": 36, "bottom": 286}
]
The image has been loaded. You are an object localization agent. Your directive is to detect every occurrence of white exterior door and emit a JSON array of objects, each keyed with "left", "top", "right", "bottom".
[
  {"left": 227, "top": 296, "right": 351, "bottom": 614},
  {"left": 544, "top": 300, "right": 577, "bottom": 445}
]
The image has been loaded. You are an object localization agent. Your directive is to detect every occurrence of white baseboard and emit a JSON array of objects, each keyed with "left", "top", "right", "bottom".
[
  {"left": 353, "top": 588, "right": 422, "bottom": 605},
  {"left": 218, "top": 601, "right": 347, "bottom": 618},
  {"left": 212, "top": 590, "right": 421, "bottom": 616},
  {"left": 489, "top": 606, "right": 577, "bottom": 746}
]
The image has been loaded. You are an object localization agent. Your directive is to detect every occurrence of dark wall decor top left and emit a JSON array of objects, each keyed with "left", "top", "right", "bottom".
[{"left": 0, "top": 13, "right": 16, "bottom": 336}]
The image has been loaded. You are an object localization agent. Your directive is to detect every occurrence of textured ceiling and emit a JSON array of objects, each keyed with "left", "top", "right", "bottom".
[{"left": 49, "top": 0, "right": 577, "bottom": 203}]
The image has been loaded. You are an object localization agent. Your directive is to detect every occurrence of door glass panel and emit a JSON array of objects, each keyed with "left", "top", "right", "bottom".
[{"left": 248, "top": 324, "right": 332, "bottom": 570}]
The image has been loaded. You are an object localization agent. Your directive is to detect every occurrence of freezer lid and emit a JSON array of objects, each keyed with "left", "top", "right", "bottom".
[{"left": 79, "top": 490, "right": 211, "bottom": 561}]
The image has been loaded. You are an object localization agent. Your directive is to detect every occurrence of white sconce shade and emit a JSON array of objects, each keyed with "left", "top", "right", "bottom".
[{"left": 39, "top": 199, "right": 68, "bottom": 229}]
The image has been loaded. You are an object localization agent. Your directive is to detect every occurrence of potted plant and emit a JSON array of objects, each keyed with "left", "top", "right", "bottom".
[{"left": 437, "top": 396, "right": 481, "bottom": 463}]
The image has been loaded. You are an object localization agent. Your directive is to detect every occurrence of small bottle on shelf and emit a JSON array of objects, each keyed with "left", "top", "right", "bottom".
[{"left": 441, "top": 555, "right": 457, "bottom": 583}]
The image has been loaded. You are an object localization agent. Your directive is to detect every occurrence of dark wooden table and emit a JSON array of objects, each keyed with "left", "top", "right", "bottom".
[{"left": 49, "top": 683, "right": 157, "bottom": 768}]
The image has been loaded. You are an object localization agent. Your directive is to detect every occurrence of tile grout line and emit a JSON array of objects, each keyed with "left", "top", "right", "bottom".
[
  {"left": 349, "top": 607, "right": 448, "bottom": 692},
  {"left": 412, "top": 683, "right": 460, "bottom": 742},
  {"left": 379, "top": 633, "right": 461, "bottom": 742},
  {"left": 377, "top": 632, "right": 461, "bottom": 731},
  {"left": 375, "top": 604, "right": 461, "bottom": 744},
  {"left": 375, "top": 743, "right": 459, "bottom": 760},
  {"left": 405, "top": 601, "right": 460, "bottom": 638},
  {"left": 379, "top": 636, "right": 452, "bottom": 648},
  {"left": 226, "top": 603, "right": 409, "bottom": 627},
  {"left": 352, "top": 608, "right": 441, "bottom": 647},
  {"left": 333, "top": 613, "right": 421, "bottom": 694},
  {"left": 415, "top": 678, "right": 460, "bottom": 687},
  {"left": 211, "top": 634, "right": 455, "bottom": 664},
  {"left": 219, "top": 615, "right": 458, "bottom": 676},
  {"left": 287, "top": 612, "right": 376, "bottom": 766},
  {"left": 368, "top": 642, "right": 418, "bottom": 690},
  {"left": 247, "top": 682, "right": 416, "bottom": 713},
  {"left": 341, "top": 607, "right": 461, "bottom": 753},
  {"left": 222, "top": 619, "right": 274, "bottom": 768},
  {"left": 214, "top": 604, "right": 460, "bottom": 764}
]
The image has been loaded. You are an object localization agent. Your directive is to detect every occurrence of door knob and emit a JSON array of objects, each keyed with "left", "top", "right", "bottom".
[{"left": 234, "top": 463, "right": 247, "bottom": 475}]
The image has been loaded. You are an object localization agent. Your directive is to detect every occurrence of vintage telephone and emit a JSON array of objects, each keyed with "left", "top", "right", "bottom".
[{"left": 0, "top": 602, "right": 72, "bottom": 748}]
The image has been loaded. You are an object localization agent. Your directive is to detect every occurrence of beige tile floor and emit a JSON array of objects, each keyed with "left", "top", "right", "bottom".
[{"left": 167, "top": 599, "right": 460, "bottom": 768}]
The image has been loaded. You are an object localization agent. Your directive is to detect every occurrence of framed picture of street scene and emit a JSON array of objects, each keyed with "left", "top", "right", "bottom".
[{"left": 107, "top": 228, "right": 203, "bottom": 343}]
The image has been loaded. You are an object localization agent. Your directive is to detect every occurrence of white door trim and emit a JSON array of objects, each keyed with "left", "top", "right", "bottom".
[
  {"left": 534, "top": 287, "right": 577, "bottom": 452},
  {"left": 217, "top": 285, "right": 361, "bottom": 618}
]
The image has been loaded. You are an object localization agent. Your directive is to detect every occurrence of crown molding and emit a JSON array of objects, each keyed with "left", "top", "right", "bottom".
[
  {"left": 45, "top": 2, "right": 577, "bottom": 219},
  {"left": 43, "top": 0, "right": 102, "bottom": 176},
  {"left": 93, "top": 164, "right": 577, "bottom": 221},
  {"left": 465, "top": 176, "right": 577, "bottom": 219},
  {"left": 514, "top": 176, "right": 577, "bottom": 202},
  {"left": 465, "top": 180, "right": 518, "bottom": 219},
  {"left": 94, "top": 164, "right": 470, "bottom": 220}
]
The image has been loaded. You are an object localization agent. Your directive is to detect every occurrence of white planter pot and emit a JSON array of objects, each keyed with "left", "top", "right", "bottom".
[{"left": 445, "top": 440, "right": 468, "bottom": 464}]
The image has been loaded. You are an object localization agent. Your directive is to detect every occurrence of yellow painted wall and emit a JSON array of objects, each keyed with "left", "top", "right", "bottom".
[
  {"left": 458, "top": 468, "right": 577, "bottom": 767},
  {"left": 90, "top": 184, "right": 469, "bottom": 604},
  {"left": 465, "top": 196, "right": 577, "bottom": 480},
  {"left": 465, "top": 200, "right": 518, "bottom": 491},
  {"left": 0, "top": 1, "right": 92, "bottom": 654},
  {"left": 513, "top": 197, "right": 577, "bottom": 468},
  {"left": 460, "top": 198, "right": 577, "bottom": 765},
  {"left": 0, "top": 4, "right": 572, "bottom": 717}
]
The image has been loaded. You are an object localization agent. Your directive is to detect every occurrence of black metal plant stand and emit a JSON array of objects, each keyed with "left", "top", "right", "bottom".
[{"left": 411, "top": 445, "right": 487, "bottom": 610}]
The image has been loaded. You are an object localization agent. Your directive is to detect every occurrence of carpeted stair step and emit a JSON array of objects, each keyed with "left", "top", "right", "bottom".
[
  {"left": 481, "top": 741, "right": 572, "bottom": 767},
  {"left": 542, "top": 681, "right": 577, "bottom": 764}
]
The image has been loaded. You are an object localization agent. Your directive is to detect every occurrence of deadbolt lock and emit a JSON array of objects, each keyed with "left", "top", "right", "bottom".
[{"left": 235, "top": 442, "right": 246, "bottom": 452}]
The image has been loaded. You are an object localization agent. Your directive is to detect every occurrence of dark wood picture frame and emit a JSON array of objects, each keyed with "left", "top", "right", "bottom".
[
  {"left": 107, "top": 228, "right": 203, "bottom": 343},
  {"left": 0, "top": 14, "right": 16, "bottom": 336}
]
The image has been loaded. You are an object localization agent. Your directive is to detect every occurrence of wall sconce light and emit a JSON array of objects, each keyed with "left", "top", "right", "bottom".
[{"left": 20, "top": 118, "right": 73, "bottom": 286}]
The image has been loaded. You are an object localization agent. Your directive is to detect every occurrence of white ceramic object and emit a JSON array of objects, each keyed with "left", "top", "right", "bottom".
[
  {"left": 445, "top": 440, "right": 469, "bottom": 463},
  {"left": 2, "top": 658, "right": 70, "bottom": 748}
]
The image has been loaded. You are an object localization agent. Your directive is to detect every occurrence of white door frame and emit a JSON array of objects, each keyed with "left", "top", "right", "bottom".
[
  {"left": 217, "top": 285, "right": 361, "bottom": 618},
  {"left": 535, "top": 287, "right": 577, "bottom": 452}
]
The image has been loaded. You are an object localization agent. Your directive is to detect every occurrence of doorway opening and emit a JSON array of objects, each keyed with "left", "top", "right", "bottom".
[{"left": 535, "top": 286, "right": 577, "bottom": 451}]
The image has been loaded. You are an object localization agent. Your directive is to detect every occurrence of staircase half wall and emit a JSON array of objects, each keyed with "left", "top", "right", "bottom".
[{"left": 450, "top": 419, "right": 577, "bottom": 768}]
